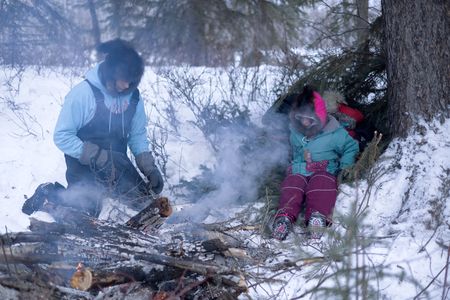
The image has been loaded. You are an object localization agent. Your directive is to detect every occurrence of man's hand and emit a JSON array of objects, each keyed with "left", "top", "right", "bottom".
[
  {"left": 146, "top": 168, "right": 164, "bottom": 194},
  {"left": 136, "top": 152, "right": 164, "bottom": 194},
  {"left": 79, "top": 142, "right": 108, "bottom": 168}
]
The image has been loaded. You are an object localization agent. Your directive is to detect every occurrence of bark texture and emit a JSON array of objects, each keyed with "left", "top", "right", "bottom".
[
  {"left": 382, "top": 0, "right": 449, "bottom": 137},
  {"left": 87, "top": 0, "right": 101, "bottom": 45},
  {"left": 355, "top": 0, "right": 369, "bottom": 45}
]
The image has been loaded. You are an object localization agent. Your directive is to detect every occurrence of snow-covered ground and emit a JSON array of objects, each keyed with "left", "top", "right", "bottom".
[
  {"left": 0, "top": 67, "right": 448, "bottom": 299},
  {"left": 248, "top": 118, "right": 450, "bottom": 299}
]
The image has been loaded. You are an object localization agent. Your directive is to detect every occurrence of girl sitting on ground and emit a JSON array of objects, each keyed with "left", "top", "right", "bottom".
[{"left": 272, "top": 86, "right": 359, "bottom": 240}]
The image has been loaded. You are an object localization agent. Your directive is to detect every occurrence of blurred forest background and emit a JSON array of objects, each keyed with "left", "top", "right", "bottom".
[
  {"left": 0, "top": 0, "right": 447, "bottom": 139},
  {"left": 0, "top": 0, "right": 379, "bottom": 67}
]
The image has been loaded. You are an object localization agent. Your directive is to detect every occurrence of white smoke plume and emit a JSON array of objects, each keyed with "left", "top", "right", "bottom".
[{"left": 169, "top": 120, "right": 289, "bottom": 223}]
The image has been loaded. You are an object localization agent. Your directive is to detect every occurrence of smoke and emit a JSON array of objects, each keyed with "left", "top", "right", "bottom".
[
  {"left": 53, "top": 183, "right": 105, "bottom": 218},
  {"left": 169, "top": 120, "right": 289, "bottom": 223}
]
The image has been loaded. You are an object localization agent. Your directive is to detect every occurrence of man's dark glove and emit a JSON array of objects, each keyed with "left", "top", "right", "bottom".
[
  {"left": 136, "top": 152, "right": 164, "bottom": 194},
  {"left": 79, "top": 142, "right": 108, "bottom": 168}
]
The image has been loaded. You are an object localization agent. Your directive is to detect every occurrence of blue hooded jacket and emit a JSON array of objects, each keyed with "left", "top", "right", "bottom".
[{"left": 53, "top": 63, "right": 149, "bottom": 159}]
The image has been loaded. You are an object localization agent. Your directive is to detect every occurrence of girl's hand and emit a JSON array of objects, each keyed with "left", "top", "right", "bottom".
[
  {"left": 306, "top": 160, "right": 329, "bottom": 173},
  {"left": 304, "top": 150, "right": 312, "bottom": 162}
]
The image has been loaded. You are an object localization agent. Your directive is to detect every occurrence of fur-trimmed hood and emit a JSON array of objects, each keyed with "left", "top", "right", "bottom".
[
  {"left": 322, "top": 115, "right": 341, "bottom": 133},
  {"left": 85, "top": 63, "right": 134, "bottom": 114}
]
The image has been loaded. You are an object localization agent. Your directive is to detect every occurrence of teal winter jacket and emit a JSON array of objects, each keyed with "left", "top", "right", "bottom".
[{"left": 290, "top": 116, "right": 359, "bottom": 176}]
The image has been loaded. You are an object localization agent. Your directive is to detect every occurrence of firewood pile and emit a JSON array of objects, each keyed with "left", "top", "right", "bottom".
[{"left": 0, "top": 199, "right": 273, "bottom": 299}]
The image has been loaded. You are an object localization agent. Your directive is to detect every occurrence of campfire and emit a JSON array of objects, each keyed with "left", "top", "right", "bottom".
[{"left": 0, "top": 197, "right": 269, "bottom": 299}]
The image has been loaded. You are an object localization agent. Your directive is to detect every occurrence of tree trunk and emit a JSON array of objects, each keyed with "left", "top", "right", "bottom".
[
  {"left": 111, "top": 2, "right": 122, "bottom": 38},
  {"left": 355, "top": 0, "right": 369, "bottom": 46},
  {"left": 382, "top": 0, "right": 449, "bottom": 137},
  {"left": 87, "top": 0, "right": 101, "bottom": 45}
]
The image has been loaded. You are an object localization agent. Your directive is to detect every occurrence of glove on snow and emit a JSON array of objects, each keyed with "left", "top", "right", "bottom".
[{"left": 136, "top": 152, "right": 164, "bottom": 194}]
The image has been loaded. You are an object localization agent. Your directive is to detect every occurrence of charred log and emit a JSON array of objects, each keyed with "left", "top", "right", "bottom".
[{"left": 0, "top": 204, "right": 254, "bottom": 298}]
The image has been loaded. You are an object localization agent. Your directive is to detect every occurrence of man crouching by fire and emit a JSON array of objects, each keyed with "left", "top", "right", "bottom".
[{"left": 22, "top": 39, "right": 170, "bottom": 220}]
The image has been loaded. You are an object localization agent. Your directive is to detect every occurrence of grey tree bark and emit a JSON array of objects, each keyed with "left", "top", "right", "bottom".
[
  {"left": 87, "top": 0, "right": 101, "bottom": 45},
  {"left": 355, "top": 0, "right": 369, "bottom": 45},
  {"left": 382, "top": 0, "right": 449, "bottom": 137},
  {"left": 110, "top": 1, "right": 122, "bottom": 38}
]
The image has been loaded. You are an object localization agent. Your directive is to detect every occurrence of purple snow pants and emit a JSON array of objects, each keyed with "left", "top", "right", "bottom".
[{"left": 276, "top": 171, "right": 337, "bottom": 224}]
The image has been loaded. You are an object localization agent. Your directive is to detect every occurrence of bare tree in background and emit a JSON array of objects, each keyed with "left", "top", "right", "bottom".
[
  {"left": 0, "top": 0, "right": 88, "bottom": 66},
  {"left": 305, "top": 0, "right": 378, "bottom": 48},
  {"left": 0, "top": 0, "right": 379, "bottom": 67},
  {"left": 355, "top": 0, "right": 369, "bottom": 46},
  {"left": 87, "top": 0, "right": 101, "bottom": 45},
  {"left": 382, "top": 0, "right": 449, "bottom": 137},
  {"left": 131, "top": 0, "right": 306, "bottom": 66}
]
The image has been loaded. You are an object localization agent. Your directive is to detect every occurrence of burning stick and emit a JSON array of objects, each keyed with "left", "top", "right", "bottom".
[
  {"left": 70, "top": 262, "right": 93, "bottom": 291},
  {"left": 155, "top": 197, "right": 173, "bottom": 217},
  {"left": 126, "top": 197, "right": 172, "bottom": 232}
]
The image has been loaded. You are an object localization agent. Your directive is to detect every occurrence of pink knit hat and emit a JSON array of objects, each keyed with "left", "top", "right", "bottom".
[{"left": 312, "top": 91, "right": 327, "bottom": 126}]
